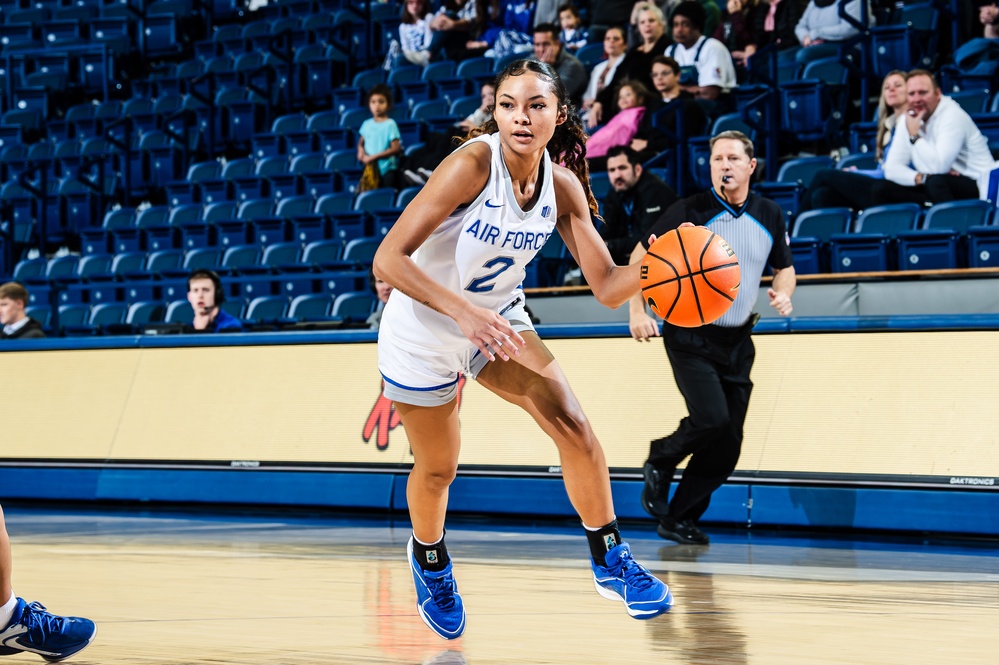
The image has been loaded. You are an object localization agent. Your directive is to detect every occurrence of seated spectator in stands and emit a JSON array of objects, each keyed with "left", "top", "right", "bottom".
[
  {"left": 394, "top": 0, "right": 443, "bottom": 67},
  {"left": 581, "top": 26, "right": 628, "bottom": 127},
  {"left": 587, "top": 80, "right": 655, "bottom": 169},
  {"left": 981, "top": 3, "right": 999, "bottom": 39},
  {"left": 358, "top": 84, "right": 403, "bottom": 190},
  {"left": 558, "top": 2, "right": 589, "bottom": 50},
  {"left": 429, "top": 0, "right": 482, "bottom": 60},
  {"left": 0, "top": 283, "right": 45, "bottom": 339},
  {"left": 367, "top": 267, "right": 394, "bottom": 331},
  {"left": 404, "top": 79, "right": 497, "bottom": 185},
  {"left": 714, "top": 0, "right": 757, "bottom": 69},
  {"left": 457, "top": 79, "right": 497, "bottom": 133},
  {"left": 637, "top": 55, "right": 709, "bottom": 158},
  {"left": 666, "top": 1, "right": 738, "bottom": 114},
  {"left": 787, "top": 0, "right": 870, "bottom": 69},
  {"left": 532, "top": 23, "right": 588, "bottom": 104},
  {"left": 588, "top": 3, "right": 670, "bottom": 128},
  {"left": 661, "top": 0, "right": 723, "bottom": 40},
  {"left": 875, "top": 69, "right": 998, "bottom": 205},
  {"left": 468, "top": 0, "right": 537, "bottom": 58},
  {"left": 600, "top": 145, "right": 679, "bottom": 265},
  {"left": 748, "top": 0, "right": 803, "bottom": 55},
  {"left": 799, "top": 70, "right": 907, "bottom": 212},
  {"left": 187, "top": 269, "right": 243, "bottom": 333}
]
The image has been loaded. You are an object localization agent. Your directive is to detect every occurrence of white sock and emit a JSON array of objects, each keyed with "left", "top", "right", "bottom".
[{"left": 0, "top": 593, "right": 17, "bottom": 628}]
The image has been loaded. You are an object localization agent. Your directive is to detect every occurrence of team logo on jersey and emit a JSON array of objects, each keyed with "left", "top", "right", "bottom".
[
  {"left": 541, "top": 205, "right": 551, "bottom": 218},
  {"left": 363, "top": 376, "right": 467, "bottom": 451}
]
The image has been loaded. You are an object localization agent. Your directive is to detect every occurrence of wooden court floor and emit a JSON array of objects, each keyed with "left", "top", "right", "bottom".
[{"left": 3, "top": 506, "right": 998, "bottom": 665}]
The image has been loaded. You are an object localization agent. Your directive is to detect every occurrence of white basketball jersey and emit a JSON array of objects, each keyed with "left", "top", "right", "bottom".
[{"left": 381, "top": 132, "right": 558, "bottom": 352}]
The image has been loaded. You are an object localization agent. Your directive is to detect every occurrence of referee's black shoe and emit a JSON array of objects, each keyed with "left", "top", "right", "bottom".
[
  {"left": 657, "top": 517, "right": 710, "bottom": 545},
  {"left": 641, "top": 462, "right": 672, "bottom": 519}
]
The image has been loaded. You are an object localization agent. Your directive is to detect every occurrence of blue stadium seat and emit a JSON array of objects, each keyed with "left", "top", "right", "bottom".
[
  {"left": 261, "top": 242, "right": 301, "bottom": 268},
  {"left": 343, "top": 237, "right": 380, "bottom": 263},
  {"left": 112, "top": 252, "right": 147, "bottom": 276},
  {"left": 288, "top": 293, "right": 332, "bottom": 320},
  {"left": 829, "top": 233, "right": 892, "bottom": 273},
  {"left": 146, "top": 249, "right": 184, "bottom": 274},
  {"left": 165, "top": 300, "right": 194, "bottom": 323},
  {"left": 302, "top": 239, "right": 343, "bottom": 267},
  {"left": 354, "top": 188, "right": 396, "bottom": 213},
  {"left": 245, "top": 295, "right": 287, "bottom": 321},
  {"left": 896, "top": 229, "right": 960, "bottom": 270},
  {"left": 968, "top": 225, "right": 999, "bottom": 267},
  {"left": 126, "top": 301, "right": 166, "bottom": 326},
  {"left": 854, "top": 204, "right": 922, "bottom": 234},
  {"left": 791, "top": 208, "right": 852, "bottom": 241},
  {"left": 921, "top": 199, "right": 992, "bottom": 233},
  {"left": 222, "top": 244, "right": 261, "bottom": 270},
  {"left": 183, "top": 247, "right": 222, "bottom": 270},
  {"left": 331, "top": 290, "right": 374, "bottom": 321}
]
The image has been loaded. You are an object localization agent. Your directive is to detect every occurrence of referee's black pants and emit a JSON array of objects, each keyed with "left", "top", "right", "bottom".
[{"left": 647, "top": 323, "right": 755, "bottom": 523}]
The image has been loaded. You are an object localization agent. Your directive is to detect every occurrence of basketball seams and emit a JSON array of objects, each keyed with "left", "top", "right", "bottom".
[
  {"left": 641, "top": 226, "right": 740, "bottom": 327},
  {"left": 676, "top": 228, "right": 706, "bottom": 325}
]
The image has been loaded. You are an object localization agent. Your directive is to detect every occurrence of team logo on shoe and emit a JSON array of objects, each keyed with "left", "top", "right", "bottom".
[{"left": 426, "top": 550, "right": 439, "bottom": 565}]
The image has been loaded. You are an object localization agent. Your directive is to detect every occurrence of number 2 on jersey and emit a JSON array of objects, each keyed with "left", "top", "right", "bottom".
[{"left": 465, "top": 256, "right": 516, "bottom": 293}]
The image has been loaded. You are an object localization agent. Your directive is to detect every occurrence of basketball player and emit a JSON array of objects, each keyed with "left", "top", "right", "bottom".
[
  {"left": 373, "top": 59, "right": 673, "bottom": 640},
  {"left": 628, "top": 130, "right": 795, "bottom": 545},
  {"left": 0, "top": 504, "right": 96, "bottom": 660}
]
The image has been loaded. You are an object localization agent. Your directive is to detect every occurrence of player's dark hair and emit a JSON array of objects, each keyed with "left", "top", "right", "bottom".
[{"left": 463, "top": 59, "right": 600, "bottom": 220}]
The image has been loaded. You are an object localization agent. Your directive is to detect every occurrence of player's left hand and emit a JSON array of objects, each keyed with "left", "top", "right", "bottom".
[{"left": 768, "top": 288, "right": 792, "bottom": 316}]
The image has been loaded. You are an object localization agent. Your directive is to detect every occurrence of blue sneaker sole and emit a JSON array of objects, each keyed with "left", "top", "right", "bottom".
[
  {"left": 407, "top": 539, "right": 466, "bottom": 640},
  {"left": 593, "top": 577, "right": 674, "bottom": 619}
]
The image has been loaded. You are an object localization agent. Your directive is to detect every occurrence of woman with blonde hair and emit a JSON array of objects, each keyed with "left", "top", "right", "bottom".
[
  {"left": 588, "top": 3, "right": 670, "bottom": 128},
  {"left": 799, "top": 70, "right": 909, "bottom": 212}
]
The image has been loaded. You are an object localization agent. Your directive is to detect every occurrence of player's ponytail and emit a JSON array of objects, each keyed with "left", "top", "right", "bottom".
[{"left": 460, "top": 60, "right": 601, "bottom": 221}]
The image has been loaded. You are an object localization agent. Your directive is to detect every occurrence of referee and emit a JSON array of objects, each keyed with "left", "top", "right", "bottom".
[{"left": 628, "top": 130, "right": 796, "bottom": 545}]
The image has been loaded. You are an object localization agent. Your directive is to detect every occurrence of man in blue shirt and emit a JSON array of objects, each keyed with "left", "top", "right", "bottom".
[{"left": 187, "top": 269, "right": 243, "bottom": 333}]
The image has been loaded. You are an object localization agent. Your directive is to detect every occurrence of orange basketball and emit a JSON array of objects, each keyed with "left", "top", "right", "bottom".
[{"left": 640, "top": 226, "right": 741, "bottom": 328}]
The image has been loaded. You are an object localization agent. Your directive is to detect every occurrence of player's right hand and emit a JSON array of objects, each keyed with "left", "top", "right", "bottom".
[
  {"left": 457, "top": 304, "right": 525, "bottom": 362},
  {"left": 629, "top": 311, "right": 660, "bottom": 341}
]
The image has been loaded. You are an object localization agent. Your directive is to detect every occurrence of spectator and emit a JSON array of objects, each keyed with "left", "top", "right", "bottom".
[
  {"left": 358, "top": 83, "right": 403, "bottom": 191},
  {"left": 404, "top": 80, "right": 497, "bottom": 184},
  {"left": 187, "top": 269, "right": 243, "bottom": 333},
  {"left": 532, "top": 23, "right": 588, "bottom": 104},
  {"left": 589, "top": 3, "right": 670, "bottom": 128},
  {"left": 0, "top": 283, "right": 44, "bottom": 339},
  {"left": 367, "top": 267, "right": 395, "bottom": 331},
  {"left": 429, "top": 0, "right": 482, "bottom": 60},
  {"left": 799, "top": 70, "right": 907, "bottom": 212},
  {"left": 666, "top": 1, "right": 738, "bottom": 113},
  {"left": 600, "top": 145, "right": 679, "bottom": 265},
  {"left": 876, "top": 69, "right": 998, "bottom": 205},
  {"left": 558, "top": 2, "right": 590, "bottom": 50},
  {"left": 587, "top": 80, "right": 656, "bottom": 168},
  {"left": 395, "top": 0, "right": 440, "bottom": 67},
  {"left": 581, "top": 26, "right": 628, "bottom": 126},
  {"left": 468, "top": 0, "right": 537, "bottom": 59},
  {"left": 789, "top": 0, "right": 871, "bottom": 70},
  {"left": 457, "top": 79, "right": 497, "bottom": 133},
  {"left": 713, "top": 0, "right": 757, "bottom": 68},
  {"left": 636, "top": 55, "right": 709, "bottom": 159},
  {"left": 981, "top": 3, "right": 999, "bottom": 39},
  {"left": 748, "top": 0, "right": 803, "bottom": 54},
  {"left": 662, "top": 0, "right": 723, "bottom": 38},
  {"left": 0, "top": 504, "right": 96, "bottom": 660}
]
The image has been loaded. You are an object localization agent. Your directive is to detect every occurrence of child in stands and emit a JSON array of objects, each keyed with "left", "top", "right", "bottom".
[{"left": 357, "top": 84, "right": 403, "bottom": 190}]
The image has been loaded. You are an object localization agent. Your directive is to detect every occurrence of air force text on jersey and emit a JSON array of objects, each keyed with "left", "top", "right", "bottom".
[{"left": 464, "top": 219, "right": 552, "bottom": 251}]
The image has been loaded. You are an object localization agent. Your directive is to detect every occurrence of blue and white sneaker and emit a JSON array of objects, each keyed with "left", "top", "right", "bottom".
[
  {"left": 408, "top": 537, "right": 466, "bottom": 640},
  {"left": 0, "top": 598, "right": 96, "bottom": 662},
  {"left": 592, "top": 542, "right": 673, "bottom": 619}
]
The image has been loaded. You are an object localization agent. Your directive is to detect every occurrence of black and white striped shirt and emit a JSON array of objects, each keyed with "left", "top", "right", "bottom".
[{"left": 644, "top": 189, "right": 793, "bottom": 327}]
